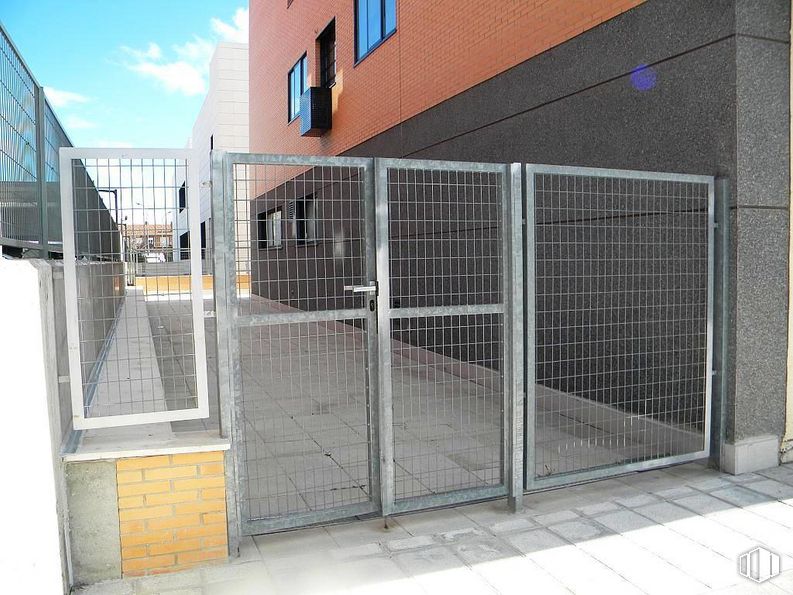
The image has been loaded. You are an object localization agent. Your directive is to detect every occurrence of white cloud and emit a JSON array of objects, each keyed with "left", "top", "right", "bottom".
[
  {"left": 44, "top": 87, "right": 90, "bottom": 108},
  {"left": 121, "top": 7, "right": 247, "bottom": 97},
  {"left": 211, "top": 7, "right": 248, "bottom": 43},
  {"left": 64, "top": 115, "right": 96, "bottom": 130},
  {"left": 121, "top": 42, "right": 162, "bottom": 61},
  {"left": 129, "top": 61, "right": 206, "bottom": 96},
  {"left": 174, "top": 36, "right": 214, "bottom": 63}
]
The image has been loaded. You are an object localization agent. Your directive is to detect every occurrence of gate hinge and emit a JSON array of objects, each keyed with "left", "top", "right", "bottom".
[{"left": 204, "top": 310, "right": 216, "bottom": 318}]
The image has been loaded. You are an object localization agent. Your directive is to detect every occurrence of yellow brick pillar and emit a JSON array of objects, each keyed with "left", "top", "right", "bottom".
[{"left": 115, "top": 451, "right": 228, "bottom": 576}]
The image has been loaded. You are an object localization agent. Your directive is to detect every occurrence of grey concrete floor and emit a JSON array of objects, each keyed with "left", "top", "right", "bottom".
[
  {"left": 74, "top": 461, "right": 793, "bottom": 594},
  {"left": 132, "top": 292, "right": 703, "bottom": 523}
]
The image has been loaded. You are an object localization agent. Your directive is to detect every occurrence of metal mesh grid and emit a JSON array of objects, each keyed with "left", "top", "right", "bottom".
[
  {"left": 386, "top": 165, "right": 506, "bottom": 501},
  {"left": 239, "top": 321, "right": 371, "bottom": 520},
  {"left": 391, "top": 314, "right": 504, "bottom": 499},
  {"left": 231, "top": 162, "right": 373, "bottom": 522},
  {"left": 532, "top": 172, "right": 710, "bottom": 478},
  {"left": 43, "top": 103, "right": 70, "bottom": 248},
  {"left": 387, "top": 168, "right": 503, "bottom": 308},
  {"left": 0, "top": 27, "right": 38, "bottom": 246},
  {"left": 70, "top": 157, "right": 200, "bottom": 418},
  {"left": 233, "top": 163, "right": 366, "bottom": 315}
]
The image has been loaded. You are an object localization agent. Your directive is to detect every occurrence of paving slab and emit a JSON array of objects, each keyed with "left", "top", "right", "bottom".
[{"left": 73, "top": 462, "right": 793, "bottom": 595}]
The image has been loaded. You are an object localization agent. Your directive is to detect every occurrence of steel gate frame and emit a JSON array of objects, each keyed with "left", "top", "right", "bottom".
[
  {"left": 523, "top": 164, "right": 715, "bottom": 491},
  {"left": 60, "top": 147, "right": 210, "bottom": 430},
  {"left": 374, "top": 158, "right": 524, "bottom": 517},
  {"left": 213, "top": 153, "right": 524, "bottom": 537},
  {"left": 213, "top": 153, "right": 381, "bottom": 537},
  {"left": 213, "top": 153, "right": 715, "bottom": 539}
]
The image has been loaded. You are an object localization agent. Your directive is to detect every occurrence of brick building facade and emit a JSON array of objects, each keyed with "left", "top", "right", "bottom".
[
  {"left": 250, "top": 0, "right": 643, "bottom": 156},
  {"left": 248, "top": 0, "right": 792, "bottom": 474}
]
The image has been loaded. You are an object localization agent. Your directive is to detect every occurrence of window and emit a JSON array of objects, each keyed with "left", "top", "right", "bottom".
[
  {"left": 288, "top": 54, "right": 308, "bottom": 122},
  {"left": 294, "top": 196, "right": 317, "bottom": 243},
  {"left": 178, "top": 182, "right": 186, "bottom": 211},
  {"left": 355, "top": 0, "right": 396, "bottom": 62},
  {"left": 318, "top": 20, "right": 336, "bottom": 88},
  {"left": 258, "top": 208, "right": 283, "bottom": 250}
]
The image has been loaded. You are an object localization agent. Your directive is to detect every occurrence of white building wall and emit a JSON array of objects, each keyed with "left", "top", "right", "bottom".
[{"left": 177, "top": 43, "right": 249, "bottom": 265}]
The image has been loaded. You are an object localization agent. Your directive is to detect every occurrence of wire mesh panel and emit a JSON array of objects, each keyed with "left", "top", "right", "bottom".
[
  {"left": 380, "top": 161, "right": 509, "bottom": 510},
  {"left": 0, "top": 26, "right": 39, "bottom": 247},
  {"left": 60, "top": 149, "right": 209, "bottom": 429},
  {"left": 220, "top": 155, "right": 377, "bottom": 533},
  {"left": 43, "top": 103, "right": 70, "bottom": 250},
  {"left": 526, "top": 166, "right": 713, "bottom": 487}
]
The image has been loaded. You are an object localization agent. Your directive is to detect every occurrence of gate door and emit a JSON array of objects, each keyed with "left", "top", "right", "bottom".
[
  {"left": 375, "top": 159, "right": 521, "bottom": 515},
  {"left": 525, "top": 165, "right": 714, "bottom": 490},
  {"left": 213, "top": 154, "right": 379, "bottom": 534}
]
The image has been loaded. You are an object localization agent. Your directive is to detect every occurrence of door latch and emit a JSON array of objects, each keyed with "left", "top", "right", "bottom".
[{"left": 343, "top": 281, "right": 378, "bottom": 294}]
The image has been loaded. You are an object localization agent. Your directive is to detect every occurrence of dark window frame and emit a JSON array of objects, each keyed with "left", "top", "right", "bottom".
[
  {"left": 293, "top": 195, "right": 317, "bottom": 245},
  {"left": 287, "top": 54, "right": 308, "bottom": 122},
  {"left": 257, "top": 207, "right": 284, "bottom": 251},
  {"left": 354, "top": 0, "right": 397, "bottom": 64},
  {"left": 318, "top": 20, "right": 336, "bottom": 88}
]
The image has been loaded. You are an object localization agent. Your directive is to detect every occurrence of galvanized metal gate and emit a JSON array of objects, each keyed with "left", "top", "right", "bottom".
[
  {"left": 525, "top": 165, "right": 714, "bottom": 490},
  {"left": 212, "top": 154, "right": 521, "bottom": 535},
  {"left": 211, "top": 153, "right": 713, "bottom": 537}
]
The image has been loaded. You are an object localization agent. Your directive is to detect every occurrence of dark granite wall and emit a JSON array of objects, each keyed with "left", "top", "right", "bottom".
[{"left": 343, "top": 0, "right": 791, "bottom": 444}]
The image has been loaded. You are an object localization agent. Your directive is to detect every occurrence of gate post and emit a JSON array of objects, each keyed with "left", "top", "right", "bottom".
[
  {"left": 374, "top": 158, "right": 395, "bottom": 520},
  {"left": 35, "top": 85, "right": 48, "bottom": 256},
  {"left": 523, "top": 165, "right": 537, "bottom": 492},
  {"left": 211, "top": 150, "right": 242, "bottom": 555},
  {"left": 506, "top": 164, "right": 524, "bottom": 512},
  {"left": 710, "top": 178, "right": 730, "bottom": 469}
]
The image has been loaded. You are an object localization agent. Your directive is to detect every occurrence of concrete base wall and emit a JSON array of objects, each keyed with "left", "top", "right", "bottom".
[
  {"left": 722, "top": 435, "right": 781, "bottom": 474},
  {"left": 0, "top": 260, "right": 68, "bottom": 593},
  {"left": 65, "top": 461, "right": 122, "bottom": 586}
]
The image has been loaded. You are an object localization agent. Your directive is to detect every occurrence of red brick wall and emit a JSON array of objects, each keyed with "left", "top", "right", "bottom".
[{"left": 250, "top": 0, "right": 644, "bottom": 156}]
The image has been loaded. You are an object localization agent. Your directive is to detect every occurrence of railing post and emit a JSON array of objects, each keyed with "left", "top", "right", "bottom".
[
  {"left": 374, "top": 158, "right": 395, "bottom": 521},
  {"left": 524, "top": 165, "right": 536, "bottom": 492},
  {"left": 35, "top": 85, "right": 48, "bottom": 257},
  {"left": 710, "top": 177, "right": 731, "bottom": 469},
  {"left": 506, "top": 163, "right": 524, "bottom": 512}
]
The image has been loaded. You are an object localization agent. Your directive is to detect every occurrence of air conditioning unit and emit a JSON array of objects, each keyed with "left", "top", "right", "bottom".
[{"left": 300, "top": 87, "right": 332, "bottom": 137}]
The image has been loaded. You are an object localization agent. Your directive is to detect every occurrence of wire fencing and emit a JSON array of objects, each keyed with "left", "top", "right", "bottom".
[{"left": 0, "top": 23, "right": 71, "bottom": 255}]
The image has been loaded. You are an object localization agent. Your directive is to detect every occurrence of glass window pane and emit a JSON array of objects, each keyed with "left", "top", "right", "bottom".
[
  {"left": 367, "top": 0, "right": 382, "bottom": 50},
  {"left": 356, "top": 0, "right": 368, "bottom": 59},
  {"left": 384, "top": 0, "right": 396, "bottom": 34},
  {"left": 289, "top": 69, "right": 297, "bottom": 119},
  {"left": 300, "top": 56, "right": 308, "bottom": 92},
  {"left": 288, "top": 70, "right": 295, "bottom": 119}
]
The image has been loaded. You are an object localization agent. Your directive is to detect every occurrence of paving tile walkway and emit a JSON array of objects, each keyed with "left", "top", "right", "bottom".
[{"left": 75, "top": 461, "right": 793, "bottom": 594}]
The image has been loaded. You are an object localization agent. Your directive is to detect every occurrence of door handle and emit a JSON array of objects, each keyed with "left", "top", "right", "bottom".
[{"left": 343, "top": 282, "right": 377, "bottom": 294}]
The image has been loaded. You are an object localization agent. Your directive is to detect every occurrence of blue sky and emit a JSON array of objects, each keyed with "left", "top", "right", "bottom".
[{"left": 2, "top": 0, "right": 248, "bottom": 148}]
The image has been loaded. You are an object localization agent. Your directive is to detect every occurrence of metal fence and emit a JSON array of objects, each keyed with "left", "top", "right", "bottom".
[
  {"left": 209, "top": 154, "right": 713, "bottom": 537},
  {"left": 525, "top": 165, "right": 713, "bottom": 489},
  {"left": 60, "top": 148, "right": 209, "bottom": 429},
  {"left": 0, "top": 23, "right": 71, "bottom": 255},
  {"left": 379, "top": 159, "right": 521, "bottom": 514},
  {"left": 56, "top": 148, "right": 714, "bottom": 537},
  {"left": 211, "top": 154, "right": 521, "bottom": 536}
]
